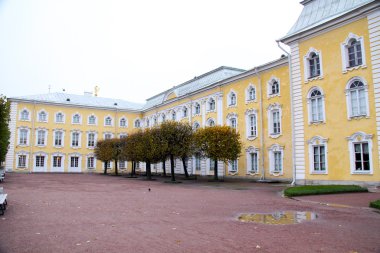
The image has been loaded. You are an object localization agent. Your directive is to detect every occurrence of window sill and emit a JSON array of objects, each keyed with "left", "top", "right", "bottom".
[
  {"left": 55, "top": 122, "right": 65, "bottom": 124},
  {"left": 227, "top": 104, "right": 237, "bottom": 108},
  {"left": 245, "top": 99, "right": 257, "bottom": 105},
  {"left": 310, "top": 171, "right": 327, "bottom": 175},
  {"left": 206, "top": 109, "right": 216, "bottom": 113},
  {"left": 87, "top": 147, "right": 95, "bottom": 150},
  {"left": 270, "top": 171, "right": 283, "bottom": 176},
  {"left": 247, "top": 136, "right": 257, "bottom": 141},
  {"left": 267, "top": 94, "right": 280, "bottom": 99},
  {"left": 35, "top": 145, "right": 46, "bottom": 148},
  {"left": 53, "top": 146, "right": 63, "bottom": 149},
  {"left": 71, "top": 146, "right": 81, "bottom": 149},
  {"left": 193, "top": 113, "right": 201, "bottom": 117},
  {"left": 246, "top": 171, "right": 259, "bottom": 176},
  {"left": 228, "top": 171, "right": 238, "bottom": 176},
  {"left": 304, "top": 75, "right": 323, "bottom": 83},
  {"left": 269, "top": 133, "right": 282, "bottom": 139},
  {"left": 17, "top": 144, "right": 29, "bottom": 147},
  {"left": 20, "top": 119, "right": 31, "bottom": 122},
  {"left": 351, "top": 171, "right": 372, "bottom": 175},
  {"left": 342, "top": 64, "right": 367, "bottom": 73},
  {"left": 348, "top": 115, "right": 369, "bottom": 120},
  {"left": 309, "top": 121, "right": 325, "bottom": 126}
]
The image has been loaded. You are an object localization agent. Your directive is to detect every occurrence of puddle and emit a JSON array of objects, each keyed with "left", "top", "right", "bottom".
[{"left": 238, "top": 211, "right": 317, "bottom": 225}]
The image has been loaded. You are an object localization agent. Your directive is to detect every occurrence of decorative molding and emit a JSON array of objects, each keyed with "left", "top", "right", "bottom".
[
  {"left": 341, "top": 33, "right": 367, "bottom": 73},
  {"left": 303, "top": 47, "right": 324, "bottom": 83}
]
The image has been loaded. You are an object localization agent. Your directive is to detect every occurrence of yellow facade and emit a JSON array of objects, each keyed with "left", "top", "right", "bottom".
[{"left": 5, "top": 0, "right": 380, "bottom": 186}]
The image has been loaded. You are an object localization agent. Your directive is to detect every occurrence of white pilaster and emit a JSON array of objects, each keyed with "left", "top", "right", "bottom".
[
  {"left": 201, "top": 100, "right": 206, "bottom": 127},
  {"left": 5, "top": 102, "right": 17, "bottom": 172},
  {"left": 217, "top": 93, "right": 223, "bottom": 125},
  {"left": 368, "top": 10, "right": 380, "bottom": 164},
  {"left": 290, "top": 42, "right": 306, "bottom": 181}
]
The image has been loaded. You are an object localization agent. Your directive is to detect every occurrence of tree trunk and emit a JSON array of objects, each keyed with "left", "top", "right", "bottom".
[
  {"left": 170, "top": 154, "right": 175, "bottom": 182},
  {"left": 162, "top": 159, "right": 166, "bottom": 176},
  {"left": 104, "top": 161, "right": 108, "bottom": 175},
  {"left": 131, "top": 161, "right": 135, "bottom": 176},
  {"left": 182, "top": 157, "right": 189, "bottom": 178},
  {"left": 114, "top": 159, "right": 118, "bottom": 176},
  {"left": 146, "top": 160, "right": 152, "bottom": 180},
  {"left": 214, "top": 159, "right": 218, "bottom": 181}
]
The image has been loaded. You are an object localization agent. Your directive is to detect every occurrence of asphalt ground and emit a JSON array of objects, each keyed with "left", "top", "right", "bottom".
[{"left": 0, "top": 173, "right": 379, "bottom": 253}]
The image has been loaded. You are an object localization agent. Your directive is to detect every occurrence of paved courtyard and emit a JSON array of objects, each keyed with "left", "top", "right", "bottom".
[{"left": 0, "top": 173, "right": 379, "bottom": 253}]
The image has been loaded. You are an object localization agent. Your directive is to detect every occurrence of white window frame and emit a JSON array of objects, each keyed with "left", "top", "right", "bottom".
[
  {"left": 55, "top": 112, "right": 65, "bottom": 124},
  {"left": 87, "top": 131, "right": 97, "bottom": 148},
  {"left": 226, "top": 113, "right": 238, "bottom": 130},
  {"left": 18, "top": 127, "right": 30, "bottom": 146},
  {"left": 303, "top": 47, "right": 323, "bottom": 82},
  {"left": 119, "top": 133, "right": 128, "bottom": 139},
  {"left": 245, "top": 84, "right": 256, "bottom": 103},
  {"left": 104, "top": 115, "right": 113, "bottom": 127},
  {"left": 246, "top": 146, "right": 259, "bottom": 175},
  {"left": 206, "top": 118, "right": 216, "bottom": 127},
  {"left": 51, "top": 152, "right": 65, "bottom": 172},
  {"left": 70, "top": 130, "right": 81, "bottom": 148},
  {"left": 345, "top": 77, "right": 370, "bottom": 119},
  {"left": 193, "top": 103, "right": 201, "bottom": 116},
  {"left": 182, "top": 106, "right": 188, "bottom": 118},
  {"left": 341, "top": 33, "right": 366, "bottom": 72},
  {"left": 307, "top": 136, "right": 328, "bottom": 174},
  {"left": 103, "top": 132, "right": 113, "bottom": 140},
  {"left": 307, "top": 87, "right": 326, "bottom": 124},
  {"left": 207, "top": 97, "right": 216, "bottom": 112},
  {"left": 228, "top": 159, "right": 238, "bottom": 174},
  {"left": 33, "top": 152, "right": 48, "bottom": 172},
  {"left": 267, "top": 77, "right": 280, "bottom": 98},
  {"left": 227, "top": 90, "right": 237, "bottom": 107},
  {"left": 346, "top": 132, "right": 373, "bottom": 175},
  {"left": 72, "top": 113, "right": 82, "bottom": 125},
  {"left": 19, "top": 108, "right": 30, "bottom": 121},
  {"left": 134, "top": 118, "right": 141, "bottom": 128},
  {"left": 119, "top": 160, "right": 127, "bottom": 170},
  {"left": 87, "top": 114, "right": 97, "bottom": 125},
  {"left": 193, "top": 121, "right": 200, "bottom": 130},
  {"left": 53, "top": 129, "right": 65, "bottom": 148},
  {"left": 86, "top": 154, "right": 96, "bottom": 170},
  {"left": 16, "top": 151, "right": 29, "bottom": 169},
  {"left": 268, "top": 144, "right": 284, "bottom": 176},
  {"left": 68, "top": 153, "right": 82, "bottom": 172},
  {"left": 267, "top": 103, "right": 282, "bottom": 138},
  {"left": 35, "top": 128, "right": 48, "bottom": 147},
  {"left": 37, "top": 110, "right": 48, "bottom": 123},
  {"left": 119, "top": 117, "right": 127, "bottom": 127},
  {"left": 245, "top": 109, "right": 258, "bottom": 140}
]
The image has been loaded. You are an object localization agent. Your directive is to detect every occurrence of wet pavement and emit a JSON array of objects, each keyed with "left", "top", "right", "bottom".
[{"left": 0, "top": 173, "right": 379, "bottom": 253}]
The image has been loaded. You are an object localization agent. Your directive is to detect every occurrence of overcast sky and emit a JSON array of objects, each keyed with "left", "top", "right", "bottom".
[{"left": 0, "top": 0, "right": 303, "bottom": 104}]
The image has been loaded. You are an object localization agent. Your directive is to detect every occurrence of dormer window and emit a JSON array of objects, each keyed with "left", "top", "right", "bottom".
[
  {"left": 348, "top": 39, "right": 362, "bottom": 67},
  {"left": 309, "top": 53, "right": 320, "bottom": 78}
]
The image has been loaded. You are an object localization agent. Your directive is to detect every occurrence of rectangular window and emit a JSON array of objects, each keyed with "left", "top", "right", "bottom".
[
  {"left": 354, "top": 143, "right": 370, "bottom": 171},
  {"left": 313, "top": 146, "right": 326, "bottom": 171},
  {"left": 250, "top": 153, "right": 258, "bottom": 172},
  {"left": 88, "top": 133, "right": 95, "bottom": 147},
  {"left": 274, "top": 152, "right": 282, "bottom": 172},
  {"left": 87, "top": 157, "right": 95, "bottom": 169},
  {"left": 272, "top": 111, "right": 280, "bottom": 134},
  {"left": 18, "top": 155, "right": 27, "bottom": 168},
  {"left": 230, "top": 160, "right": 237, "bottom": 172},
  {"left": 71, "top": 157, "right": 79, "bottom": 168},
  {"left": 53, "top": 156, "right": 62, "bottom": 168},
  {"left": 104, "top": 134, "right": 112, "bottom": 140},
  {"left": 36, "top": 155, "right": 45, "bottom": 167},
  {"left": 249, "top": 115, "right": 256, "bottom": 137},
  {"left": 195, "top": 156, "right": 201, "bottom": 171},
  {"left": 55, "top": 131, "right": 63, "bottom": 146},
  {"left": 119, "top": 160, "right": 126, "bottom": 169},
  {"left": 72, "top": 132, "right": 79, "bottom": 147},
  {"left": 37, "top": 130, "right": 45, "bottom": 145},
  {"left": 56, "top": 113, "right": 64, "bottom": 123},
  {"left": 19, "top": 129, "right": 28, "bottom": 145}
]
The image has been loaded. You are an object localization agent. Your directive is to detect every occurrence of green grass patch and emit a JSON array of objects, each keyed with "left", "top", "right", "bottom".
[
  {"left": 284, "top": 185, "right": 368, "bottom": 197},
  {"left": 369, "top": 200, "right": 380, "bottom": 210}
]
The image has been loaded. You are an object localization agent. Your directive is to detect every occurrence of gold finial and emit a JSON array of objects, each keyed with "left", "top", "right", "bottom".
[{"left": 94, "top": 86, "right": 100, "bottom": 97}]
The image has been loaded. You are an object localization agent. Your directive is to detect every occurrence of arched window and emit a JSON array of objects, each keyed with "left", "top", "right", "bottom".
[
  {"left": 73, "top": 114, "right": 81, "bottom": 124},
  {"left": 346, "top": 78, "right": 369, "bottom": 118},
  {"left": 228, "top": 92, "right": 237, "bottom": 106},
  {"left": 55, "top": 112, "right": 64, "bottom": 123},
  {"left": 245, "top": 109, "right": 257, "bottom": 140},
  {"left": 161, "top": 114, "right": 166, "bottom": 122},
  {"left": 20, "top": 109, "right": 29, "bottom": 120},
  {"left": 171, "top": 111, "right": 176, "bottom": 121},
  {"left": 208, "top": 98, "right": 216, "bottom": 111},
  {"left": 348, "top": 39, "right": 363, "bottom": 67},
  {"left": 134, "top": 119, "right": 141, "bottom": 128},
  {"left": 226, "top": 113, "right": 237, "bottom": 129},
  {"left": 105, "top": 116, "right": 112, "bottom": 126},
  {"left": 207, "top": 118, "right": 215, "bottom": 127},
  {"left": 308, "top": 88, "right": 325, "bottom": 123},
  {"left": 267, "top": 103, "right": 282, "bottom": 137},
  {"left": 38, "top": 111, "right": 47, "bottom": 122},
  {"left": 269, "top": 80, "right": 279, "bottom": 95},
  {"left": 194, "top": 103, "right": 201, "bottom": 115},
  {"left": 146, "top": 119, "right": 150, "bottom": 127},
  {"left": 247, "top": 86, "right": 256, "bottom": 101},
  {"left": 308, "top": 52, "right": 320, "bottom": 78},
  {"left": 193, "top": 122, "right": 200, "bottom": 130},
  {"left": 119, "top": 118, "right": 126, "bottom": 127},
  {"left": 88, "top": 115, "right": 96, "bottom": 125}
]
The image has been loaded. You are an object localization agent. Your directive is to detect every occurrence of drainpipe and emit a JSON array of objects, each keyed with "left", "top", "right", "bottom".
[
  {"left": 277, "top": 41, "right": 296, "bottom": 186},
  {"left": 254, "top": 68, "right": 265, "bottom": 181}
]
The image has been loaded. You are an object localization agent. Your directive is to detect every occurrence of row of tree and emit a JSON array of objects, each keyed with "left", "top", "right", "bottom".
[{"left": 94, "top": 121, "right": 242, "bottom": 181}]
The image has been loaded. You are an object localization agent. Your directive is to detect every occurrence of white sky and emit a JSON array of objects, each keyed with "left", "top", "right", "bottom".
[{"left": 0, "top": 0, "right": 303, "bottom": 104}]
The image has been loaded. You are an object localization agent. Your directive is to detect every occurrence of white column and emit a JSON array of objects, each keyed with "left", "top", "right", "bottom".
[
  {"left": 5, "top": 102, "right": 18, "bottom": 172},
  {"left": 201, "top": 99, "right": 206, "bottom": 127},
  {"left": 217, "top": 93, "right": 223, "bottom": 125}
]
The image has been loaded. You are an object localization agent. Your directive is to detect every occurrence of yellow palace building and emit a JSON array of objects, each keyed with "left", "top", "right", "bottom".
[{"left": 5, "top": 0, "right": 380, "bottom": 186}]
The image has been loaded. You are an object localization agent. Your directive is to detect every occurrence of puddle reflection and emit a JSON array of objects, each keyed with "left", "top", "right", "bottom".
[{"left": 238, "top": 211, "right": 317, "bottom": 225}]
